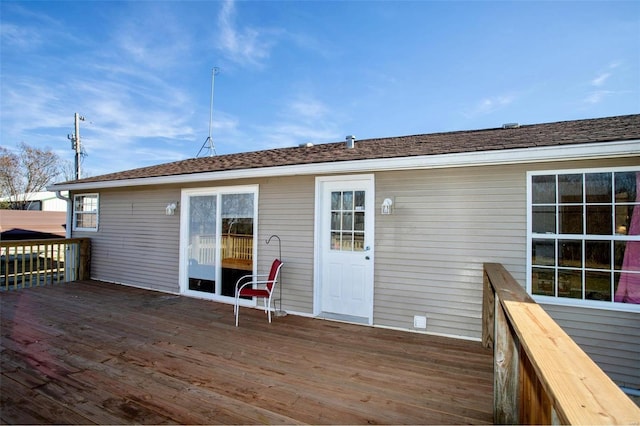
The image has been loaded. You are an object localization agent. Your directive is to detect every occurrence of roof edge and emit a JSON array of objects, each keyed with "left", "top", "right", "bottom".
[{"left": 48, "top": 140, "right": 640, "bottom": 192}]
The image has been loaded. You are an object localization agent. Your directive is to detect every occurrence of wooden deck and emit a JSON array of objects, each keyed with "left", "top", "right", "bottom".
[{"left": 1, "top": 281, "right": 493, "bottom": 424}]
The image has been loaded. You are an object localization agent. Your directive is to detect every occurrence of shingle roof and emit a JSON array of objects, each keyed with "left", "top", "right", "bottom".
[{"left": 65, "top": 114, "right": 640, "bottom": 185}]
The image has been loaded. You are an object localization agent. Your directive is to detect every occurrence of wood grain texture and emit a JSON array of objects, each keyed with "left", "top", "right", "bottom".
[
  {"left": 1, "top": 280, "right": 493, "bottom": 425},
  {"left": 485, "top": 263, "right": 640, "bottom": 425}
]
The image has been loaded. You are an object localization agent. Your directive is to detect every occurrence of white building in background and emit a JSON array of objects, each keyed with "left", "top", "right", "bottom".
[{"left": 1, "top": 191, "right": 68, "bottom": 212}]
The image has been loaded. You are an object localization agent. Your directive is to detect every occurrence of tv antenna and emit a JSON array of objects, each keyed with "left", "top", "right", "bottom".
[{"left": 197, "top": 67, "right": 220, "bottom": 157}]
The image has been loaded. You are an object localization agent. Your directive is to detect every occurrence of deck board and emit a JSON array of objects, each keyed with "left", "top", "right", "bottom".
[{"left": 1, "top": 280, "right": 493, "bottom": 424}]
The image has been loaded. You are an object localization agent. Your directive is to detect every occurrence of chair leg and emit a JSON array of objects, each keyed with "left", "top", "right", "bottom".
[
  {"left": 235, "top": 295, "right": 239, "bottom": 327},
  {"left": 267, "top": 297, "right": 272, "bottom": 323}
]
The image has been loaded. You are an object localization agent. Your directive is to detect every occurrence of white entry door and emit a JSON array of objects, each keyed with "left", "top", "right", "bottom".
[{"left": 316, "top": 175, "right": 374, "bottom": 324}]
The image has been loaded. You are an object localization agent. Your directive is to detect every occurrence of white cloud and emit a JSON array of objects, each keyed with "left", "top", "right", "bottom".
[
  {"left": 288, "top": 97, "right": 329, "bottom": 121},
  {"left": 257, "top": 94, "right": 340, "bottom": 148},
  {"left": 1, "top": 79, "right": 70, "bottom": 135},
  {"left": 591, "top": 72, "right": 611, "bottom": 87},
  {"left": 0, "top": 23, "right": 41, "bottom": 49},
  {"left": 583, "top": 90, "right": 614, "bottom": 105},
  {"left": 463, "top": 94, "right": 515, "bottom": 118},
  {"left": 583, "top": 62, "right": 623, "bottom": 104},
  {"left": 1, "top": 69, "right": 198, "bottom": 175},
  {"left": 112, "top": 13, "right": 192, "bottom": 70},
  {"left": 589, "top": 61, "right": 622, "bottom": 87},
  {"left": 216, "top": 0, "right": 276, "bottom": 67},
  {"left": 216, "top": 92, "right": 340, "bottom": 152}
]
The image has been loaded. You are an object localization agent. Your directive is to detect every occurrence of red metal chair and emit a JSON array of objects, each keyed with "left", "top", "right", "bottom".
[{"left": 234, "top": 259, "right": 283, "bottom": 326}]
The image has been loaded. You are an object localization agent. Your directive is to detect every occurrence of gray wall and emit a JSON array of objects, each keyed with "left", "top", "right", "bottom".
[
  {"left": 72, "top": 156, "right": 640, "bottom": 388},
  {"left": 375, "top": 164, "right": 527, "bottom": 338},
  {"left": 74, "top": 186, "right": 182, "bottom": 292}
]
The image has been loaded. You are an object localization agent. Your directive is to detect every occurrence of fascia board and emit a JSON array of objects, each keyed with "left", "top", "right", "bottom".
[{"left": 48, "top": 140, "right": 639, "bottom": 192}]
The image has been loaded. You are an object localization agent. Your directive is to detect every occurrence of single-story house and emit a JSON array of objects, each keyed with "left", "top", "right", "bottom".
[{"left": 49, "top": 114, "right": 640, "bottom": 391}]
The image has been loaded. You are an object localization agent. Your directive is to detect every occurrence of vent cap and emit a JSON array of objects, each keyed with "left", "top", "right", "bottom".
[{"left": 346, "top": 135, "right": 356, "bottom": 149}]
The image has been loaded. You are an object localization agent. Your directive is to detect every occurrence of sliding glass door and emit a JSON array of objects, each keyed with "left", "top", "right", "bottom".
[
  {"left": 220, "top": 193, "right": 254, "bottom": 297},
  {"left": 187, "top": 195, "right": 217, "bottom": 293},
  {"left": 181, "top": 186, "right": 257, "bottom": 300}
]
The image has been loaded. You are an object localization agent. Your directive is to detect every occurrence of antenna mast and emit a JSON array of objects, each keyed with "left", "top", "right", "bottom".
[
  {"left": 67, "top": 113, "right": 85, "bottom": 179},
  {"left": 197, "top": 67, "right": 220, "bottom": 157}
]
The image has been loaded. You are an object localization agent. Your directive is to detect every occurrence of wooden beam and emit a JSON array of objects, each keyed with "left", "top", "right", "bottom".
[
  {"left": 505, "top": 300, "right": 640, "bottom": 424},
  {"left": 482, "top": 270, "right": 495, "bottom": 349},
  {"left": 78, "top": 238, "right": 91, "bottom": 280},
  {"left": 484, "top": 263, "right": 640, "bottom": 425},
  {"left": 493, "top": 292, "right": 519, "bottom": 424}
]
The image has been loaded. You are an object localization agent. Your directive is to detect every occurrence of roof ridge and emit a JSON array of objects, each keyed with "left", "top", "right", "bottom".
[{"left": 53, "top": 114, "right": 640, "bottom": 187}]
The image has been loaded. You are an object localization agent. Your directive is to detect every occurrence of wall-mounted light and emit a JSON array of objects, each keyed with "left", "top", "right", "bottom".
[
  {"left": 381, "top": 198, "right": 393, "bottom": 215},
  {"left": 166, "top": 202, "right": 178, "bottom": 216}
]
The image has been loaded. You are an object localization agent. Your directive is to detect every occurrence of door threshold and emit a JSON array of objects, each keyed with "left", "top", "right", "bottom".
[{"left": 317, "top": 312, "right": 369, "bottom": 325}]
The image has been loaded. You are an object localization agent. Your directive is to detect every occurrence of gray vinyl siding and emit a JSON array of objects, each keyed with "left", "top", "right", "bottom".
[
  {"left": 373, "top": 157, "right": 639, "bottom": 389},
  {"left": 374, "top": 164, "right": 527, "bottom": 338},
  {"left": 72, "top": 177, "right": 318, "bottom": 313},
  {"left": 257, "top": 176, "right": 315, "bottom": 314},
  {"left": 73, "top": 186, "right": 182, "bottom": 293}
]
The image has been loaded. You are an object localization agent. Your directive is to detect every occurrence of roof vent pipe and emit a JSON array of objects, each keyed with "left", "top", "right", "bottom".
[{"left": 346, "top": 135, "right": 356, "bottom": 149}]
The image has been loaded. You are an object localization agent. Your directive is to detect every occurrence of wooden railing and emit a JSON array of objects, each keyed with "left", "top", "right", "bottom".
[
  {"left": 482, "top": 263, "right": 640, "bottom": 424},
  {"left": 0, "top": 238, "right": 90, "bottom": 291},
  {"left": 221, "top": 234, "right": 253, "bottom": 260},
  {"left": 189, "top": 234, "right": 253, "bottom": 264}
]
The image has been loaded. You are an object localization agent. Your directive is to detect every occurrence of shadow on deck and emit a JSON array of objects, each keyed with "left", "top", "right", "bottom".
[{"left": 1, "top": 280, "right": 493, "bottom": 424}]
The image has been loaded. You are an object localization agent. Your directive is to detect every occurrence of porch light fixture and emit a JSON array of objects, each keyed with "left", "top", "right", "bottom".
[
  {"left": 166, "top": 202, "right": 178, "bottom": 216},
  {"left": 381, "top": 198, "right": 393, "bottom": 215}
]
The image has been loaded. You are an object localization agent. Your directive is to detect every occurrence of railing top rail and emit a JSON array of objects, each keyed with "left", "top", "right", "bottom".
[
  {"left": 0, "top": 238, "right": 88, "bottom": 248},
  {"left": 484, "top": 263, "right": 640, "bottom": 425}
]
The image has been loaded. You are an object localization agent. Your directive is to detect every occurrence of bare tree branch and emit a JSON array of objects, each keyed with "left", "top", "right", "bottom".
[{"left": 0, "top": 143, "right": 63, "bottom": 209}]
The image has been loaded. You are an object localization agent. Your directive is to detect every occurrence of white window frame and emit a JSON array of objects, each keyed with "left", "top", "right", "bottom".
[
  {"left": 527, "top": 166, "right": 640, "bottom": 313},
  {"left": 73, "top": 193, "right": 99, "bottom": 232}
]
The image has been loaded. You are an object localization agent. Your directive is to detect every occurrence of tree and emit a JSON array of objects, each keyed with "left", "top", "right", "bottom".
[{"left": 0, "top": 142, "right": 63, "bottom": 210}]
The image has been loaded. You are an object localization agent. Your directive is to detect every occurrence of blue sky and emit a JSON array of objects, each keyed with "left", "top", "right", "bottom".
[{"left": 1, "top": 1, "right": 639, "bottom": 178}]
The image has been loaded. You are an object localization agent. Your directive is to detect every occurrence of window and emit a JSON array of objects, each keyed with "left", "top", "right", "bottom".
[
  {"left": 330, "top": 190, "right": 366, "bottom": 251},
  {"left": 528, "top": 168, "right": 639, "bottom": 310},
  {"left": 73, "top": 194, "right": 99, "bottom": 231}
]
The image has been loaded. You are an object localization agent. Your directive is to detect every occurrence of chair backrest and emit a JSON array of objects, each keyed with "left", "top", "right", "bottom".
[{"left": 266, "top": 259, "right": 283, "bottom": 292}]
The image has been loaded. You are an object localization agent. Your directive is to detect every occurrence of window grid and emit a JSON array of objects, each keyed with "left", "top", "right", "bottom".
[
  {"left": 73, "top": 194, "right": 99, "bottom": 231},
  {"left": 530, "top": 170, "right": 639, "bottom": 305},
  {"left": 330, "top": 190, "right": 365, "bottom": 252}
]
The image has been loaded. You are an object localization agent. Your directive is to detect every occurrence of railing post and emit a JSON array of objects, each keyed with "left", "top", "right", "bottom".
[
  {"left": 484, "top": 263, "right": 640, "bottom": 425},
  {"left": 2, "top": 250, "right": 7, "bottom": 290},
  {"left": 78, "top": 238, "right": 91, "bottom": 280},
  {"left": 482, "top": 270, "right": 495, "bottom": 349},
  {"left": 494, "top": 293, "right": 519, "bottom": 424}
]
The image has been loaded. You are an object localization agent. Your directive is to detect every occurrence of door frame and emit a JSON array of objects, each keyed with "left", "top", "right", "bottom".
[
  {"left": 313, "top": 174, "right": 375, "bottom": 325},
  {"left": 178, "top": 184, "right": 259, "bottom": 304}
]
